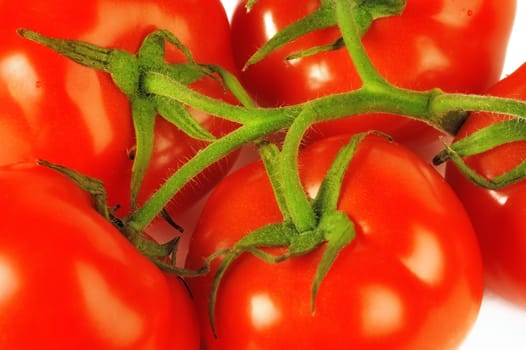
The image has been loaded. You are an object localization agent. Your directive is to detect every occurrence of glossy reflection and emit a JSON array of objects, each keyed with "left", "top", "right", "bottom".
[
  {"left": 76, "top": 261, "right": 144, "bottom": 347},
  {"left": 361, "top": 285, "right": 405, "bottom": 337},
  {"left": 307, "top": 62, "right": 333, "bottom": 90},
  {"left": 263, "top": 10, "right": 278, "bottom": 40},
  {"left": 0, "top": 53, "right": 42, "bottom": 120},
  {"left": 250, "top": 293, "right": 281, "bottom": 330},
  {"left": 0, "top": 255, "right": 18, "bottom": 304},
  {"left": 489, "top": 190, "right": 509, "bottom": 206},
  {"left": 66, "top": 65, "right": 114, "bottom": 155},
  {"left": 414, "top": 36, "right": 450, "bottom": 74},
  {"left": 401, "top": 226, "right": 445, "bottom": 286}
]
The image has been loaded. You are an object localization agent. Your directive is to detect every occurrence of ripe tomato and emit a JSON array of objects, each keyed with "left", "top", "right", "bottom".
[
  {"left": 444, "top": 63, "right": 526, "bottom": 307},
  {"left": 0, "top": 163, "right": 199, "bottom": 349},
  {"left": 186, "top": 134, "right": 483, "bottom": 349},
  {"left": 0, "top": 0, "right": 239, "bottom": 235},
  {"left": 230, "top": 0, "right": 516, "bottom": 157}
]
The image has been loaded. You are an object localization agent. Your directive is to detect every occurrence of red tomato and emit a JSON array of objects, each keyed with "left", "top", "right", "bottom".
[
  {"left": 230, "top": 0, "right": 516, "bottom": 157},
  {"left": 444, "top": 63, "right": 526, "bottom": 307},
  {"left": 0, "top": 163, "right": 199, "bottom": 349},
  {"left": 187, "top": 134, "right": 483, "bottom": 349},
  {"left": 0, "top": 0, "right": 239, "bottom": 235}
]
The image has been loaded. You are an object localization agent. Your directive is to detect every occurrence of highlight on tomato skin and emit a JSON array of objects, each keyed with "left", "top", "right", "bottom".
[
  {"left": 229, "top": 0, "right": 517, "bottom": 159},
  {"left": 0, "top": 163, "right": 200, "bottom": 350},
  {"left": 186, "top": 134, "right": 484, "bottom": 350},
  {"left": 0, "top": 0, "right": 241, "bottom": 242},
  {"left": 444, "top": 62, "right": 526, "bottom": 309}
]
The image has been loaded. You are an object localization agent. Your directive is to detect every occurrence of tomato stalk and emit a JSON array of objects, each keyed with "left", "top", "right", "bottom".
[
  {"left": 334, "top": 0, "right": 391, "bottom": 87},
  {"left": 280, "top": 107, "right": 320, "bottom": 232},
  {"left": 20, "top": 26, "right": 526, "bottom": 233},
  {"left": 125, "top": 113, "right": 291, "bottom": 233},
  {"left": 18, "top": 28, "right": 221, "bottom": 212},
  {"left": 203, "top": 133, "right": 367, "bottom": 336},
  {"left": 257, "top": 141, "right": 295, "bottom": 222},
  {"left": 35, "top": 160, "right": 184, "bottom": 264},
  {"left": 16, "top": 0, "right": 526, "bottom": 275},
  {"left": 131, "top": 81, "right": 471, "bottom": 236}
]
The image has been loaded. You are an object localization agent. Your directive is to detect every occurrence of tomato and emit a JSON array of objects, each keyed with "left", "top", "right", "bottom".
[
  {"left": 0, "top": 0, "right": 239, "bottom": 237},
  {"left": 0, "top": 163, "right": 199, "bottom": 349},
  {"left": 186, "top": 134, "right": 483, "bottom": 349},
  {"left": 444, "top": 63, "right": 526, "bottom": 307},
  {"left": 230, "top": 0, "right": 516, "bottom": 157}
]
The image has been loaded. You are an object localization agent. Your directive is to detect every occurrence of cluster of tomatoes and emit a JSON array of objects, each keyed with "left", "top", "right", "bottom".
[{"left": 0, "top": 0, "right": 524, "bottom": 349}]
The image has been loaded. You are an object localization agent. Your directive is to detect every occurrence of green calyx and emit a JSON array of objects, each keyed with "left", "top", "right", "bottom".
[
  {"left": 434, "top": 119, "right": 526, "bottom": 189},
  {"left": 36, "top": 160, "right": 178, "bottom": 258},
  {"left": 243, "top": 0, "right": 406, "bottom": 69},
  {"left": 206, "top": 132, "right": 376, "bottom": 337},
  {"left": 36, "top": 159, "right": 204, "bottom": 278},
  {"left": 18, "top": 28, "right": 219, "bottom": 213}
]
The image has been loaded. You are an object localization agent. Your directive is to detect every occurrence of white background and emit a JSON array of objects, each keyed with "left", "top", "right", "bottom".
[{"left": 219, "top": 1, "right": 526, "bottom": 348}]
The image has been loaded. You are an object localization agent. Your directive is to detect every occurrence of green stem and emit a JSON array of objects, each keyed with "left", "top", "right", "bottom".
[
  {"left": 129, "top": 98, "right": 157, "bottom": 210},
  {"left": 126, "top": 116, "right": 290, "bottom": 233},
  {"left": 132, "top": 67, "right": 526, "bottom": 234},
  {"left": 144, "top": 65, "right": 469, "bottom": 135},
  {"left": 143, "top": 71, "right": 265, "bottom": 124},
  {"left": 431, "top": 93, "right": 526, "bottom": 121},
  {"left": 206, "top": 64, "right": 257, "bottom": 109},
  {"left": 305, "top": 86, "right": 464, "bottom": 134},
  {"left": 334, "top": 0, "right": 387, "bottom": 86},
  {"left": 257, "top": 141, "right": 293, "bottom": 222},
  {"left": 280, "top": 107, "right": 319, "bottom": 232}
]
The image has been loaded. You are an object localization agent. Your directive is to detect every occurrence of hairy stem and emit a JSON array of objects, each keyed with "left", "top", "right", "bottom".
[
  {"left": 131, "top": 71, "right": 526, "bottom": 232},
  {"left": 126, "top": 116, "right": 290, "bottom": 233},
  {"left": 334, "top": 0, "right": 388, "bottom": 87}
]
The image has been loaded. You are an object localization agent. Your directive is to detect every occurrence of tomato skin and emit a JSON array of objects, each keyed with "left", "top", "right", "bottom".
[
  {"left": 230, "top": 0, "right": 516, "bottom": 155},
  {"left": 445, "top": 63, "right": 526, "bottom": 307},
  {"left": 187, "top": 135, "right": 483, "bottom": 349},
  {"left": 0, "top": 0, "right": 238, "bottom": 226},
  {"left": 0, "top": 164, "right": 199, "bottom": 349}
]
